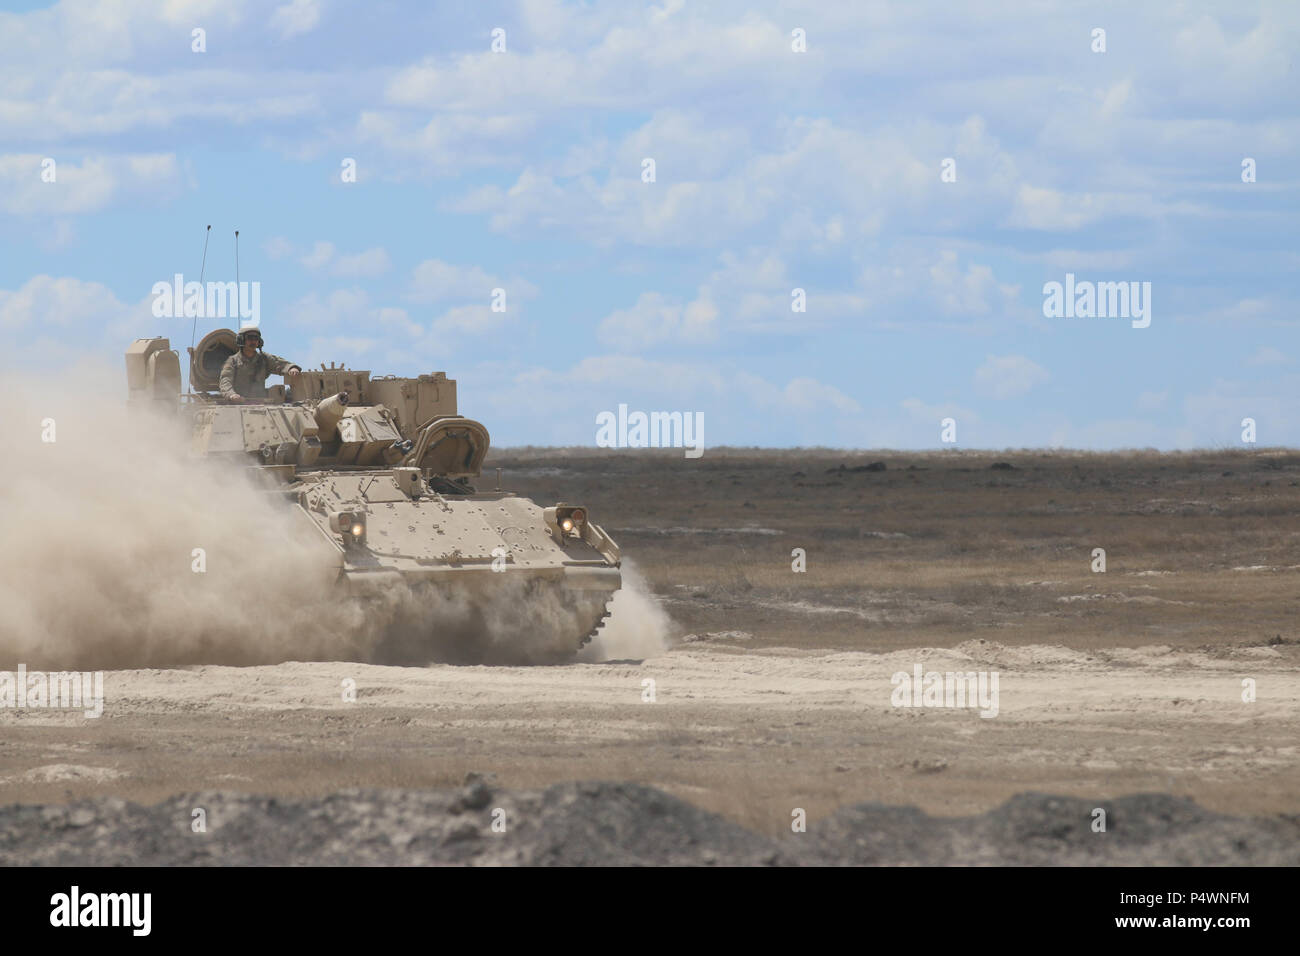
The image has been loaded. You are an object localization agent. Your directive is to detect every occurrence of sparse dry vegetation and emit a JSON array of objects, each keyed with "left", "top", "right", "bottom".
[{"left": 489, "top": 447, "right": 1300, "bottom": 653}]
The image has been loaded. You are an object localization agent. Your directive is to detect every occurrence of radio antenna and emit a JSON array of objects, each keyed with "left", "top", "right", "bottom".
[
  {"left": 234, "top": 229, "right": 241, "bottom": 297},
  {"left": 187, "top": 224, "right": 212, "bottom": 396}
]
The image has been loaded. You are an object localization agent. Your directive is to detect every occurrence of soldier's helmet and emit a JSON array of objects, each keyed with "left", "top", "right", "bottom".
[{"left": 235, "top": 327, "right": 263, "bottom": 349}]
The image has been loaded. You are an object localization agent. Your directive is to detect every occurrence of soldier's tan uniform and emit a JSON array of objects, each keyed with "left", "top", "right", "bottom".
[{"left": 219, "top": 351, "right": 297, "bottom": 400}]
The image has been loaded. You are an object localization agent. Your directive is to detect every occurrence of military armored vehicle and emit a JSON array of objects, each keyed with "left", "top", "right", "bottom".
[{"left": 124, "top": 329, "right": 621, "bottom": 663}]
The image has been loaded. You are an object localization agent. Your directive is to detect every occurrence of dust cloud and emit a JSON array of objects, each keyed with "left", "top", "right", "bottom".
[
  {"left": 580, "top": 561, "right": 675, "bottom": 662},
  {"left": 0, "top": 371, "right": 370, "bottom": 669}
]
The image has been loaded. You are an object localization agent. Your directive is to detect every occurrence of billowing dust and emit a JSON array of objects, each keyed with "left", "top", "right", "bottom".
[
  {"left": 0, "top": 371, "right": 672, "bottom": 669},
  {"left": 580, "top": 561, "right": 675, "bottom": 662}
]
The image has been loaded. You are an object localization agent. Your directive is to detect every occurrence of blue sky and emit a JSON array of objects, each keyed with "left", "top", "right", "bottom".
[{"left": 1, "top": 0, "right": 1297, "bottom": 449}]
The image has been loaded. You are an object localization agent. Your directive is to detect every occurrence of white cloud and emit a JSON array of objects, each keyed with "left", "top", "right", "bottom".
[
  {"left": 334, "top": 248, "right": 391, "bottom": 278},
  {"left": 0, "top": 1, "right": 247, "bottom": 70},
  {"left": 901, "top": 397, "right": 980, "bottom": 426},
  {"left": 595, "top": 248, "right": 871, "bottom": 346},
  {"left": 508, "top": 356, "right": 732, "bottom": 412},
  {"left": 281, "top": 288, "right": 407, "bottom": 331},
  {"left": 447, "top": 115, "right": 964, "bottom": 247},
  {"left": 0, "top": 69, "right": 331, "bottom": 141},
  {"left": 382, "top": 11, "right": 798, "bottom": 117},
  {"left": 1036, "top": 248, "right": 1137, "bottom": 271},
  {"left": 929, "top": 251, "right": 1021, "bottom": 316},
  {"left": 288, "top": 241, "right": 391, "bottom": 277},
  {"left": 597, "top": 291, "right": 717, "bottom": 349},
  {"left": 270, "top": 0, "right": 321, "bottom": 39},
  {"left": 1246, "top": 345, "right": 1291, "bottom": 366},
  {"left": 481, "top": 354, "right": 865, "bottom": 446},
  {"left": 1005, "top": 184, "right": 1198, "bottom": 232},
  {"left": 0, "top": 275, "right": 157, "bottom": 368},
  {"left": 1182, "top": 298, "right": 1300, "bottom": 327},
  {"left": 779, "top": 377, "right": 861, "bottom": 414},
  {"left": 353, "top": 111, "right": 539, "bottom": 177},
  {"left": 700, "top": 249, "right": 866, "bottom": 331},
  {"left": 1170, "top": 13, "right": 1295, "bottom": 108},
  {"left": 299, "top": 241, "right": 335, "bottom": 270},
  {"left": 308, "top": 335, "right": 377, "bottom": 358},
  {"left": 408, "top": 259, "right": 537, "bottom": 305},
  {"left": 409, "top": 259, "right": 497, "bottom": 302},
  {"left": 974, "top": 354, "right": 1049, "bottom": 400},
  {"left": 264, "top": 236, "right": 295, "bottom": 260},
  {"left": 281, "top": 276, "right": 524, "bottom": 354},
  {"left": 431, "top": 304, "right": 508, "bottom": 335},
  {"left": 0, "top": 153, "right": 182, "bottom": 216},
  {"left": 0, "top": 275, "right": 136, "bottom": 331},
  {"left": 1005, "top": 185, "right": 1108, "bottom": 232},
  {"left": 856, "top": 247, "right": 1032, "bottom": 331},
  {"left": 1181, "top": 377, "right": 1300, "bottom": 445},
  {"left": 0, "top": 2, "right": 1293, "bottom": 205}
]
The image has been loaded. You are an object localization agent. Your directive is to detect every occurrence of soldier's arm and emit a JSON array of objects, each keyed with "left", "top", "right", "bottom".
[
  {"left": 265, "top": 353, "right": 301, "bottom": 376},
  {"left": 218, "top": 357, "right": 239, "bottom": 399}
]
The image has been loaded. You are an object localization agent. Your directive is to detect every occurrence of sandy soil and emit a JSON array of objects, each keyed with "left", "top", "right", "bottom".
[{"left": 2, "top": 639, "right": 1296, "bottom": 836}]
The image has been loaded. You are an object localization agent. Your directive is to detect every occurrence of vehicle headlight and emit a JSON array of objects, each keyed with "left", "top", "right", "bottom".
[
  {"left": 543, "top": 504, "right": 589, "bottom": 543},
  {"left": 329, "top": 510, "right": 367, "bottom": 547}
]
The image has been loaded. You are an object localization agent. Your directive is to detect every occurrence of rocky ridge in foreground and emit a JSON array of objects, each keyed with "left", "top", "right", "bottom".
[{"left": 3, "top": 781, "right": 1298, "bottom": 866}]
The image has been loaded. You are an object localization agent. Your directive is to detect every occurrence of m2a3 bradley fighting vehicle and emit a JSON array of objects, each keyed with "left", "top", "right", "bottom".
[{"left": 124, "top": 328, "right": 622, "bottom": 663}]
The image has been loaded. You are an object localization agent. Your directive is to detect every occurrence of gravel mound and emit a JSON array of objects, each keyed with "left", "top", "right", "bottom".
[
  {"left": 801, "top": 792, "right": 1300, "bottom": 866},
  {"left": 2, "top": 783, "right": 1295, "bottom": 866}
]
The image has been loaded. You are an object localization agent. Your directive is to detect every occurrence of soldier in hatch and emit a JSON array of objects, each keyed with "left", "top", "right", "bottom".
[{"left": 219, "top": 328, "right": 302, "bottom": 403}]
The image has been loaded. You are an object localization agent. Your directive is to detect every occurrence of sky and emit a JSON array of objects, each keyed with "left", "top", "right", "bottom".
[{"left": 0, "top": 0, "right": 1296, "bottom": 449}]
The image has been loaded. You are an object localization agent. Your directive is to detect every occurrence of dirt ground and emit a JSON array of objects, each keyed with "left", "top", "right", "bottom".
[{"left": 2, "top": 448, "right": 1298, "bottom": 842}]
